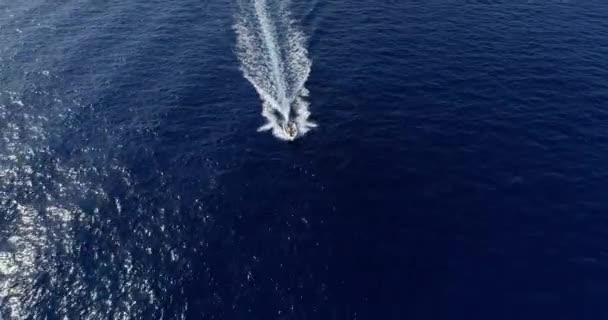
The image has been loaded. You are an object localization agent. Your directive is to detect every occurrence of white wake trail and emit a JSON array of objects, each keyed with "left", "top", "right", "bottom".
[
  {"left": 234, "top": 0, "right": 316, "bottom": 140},
  {"left": 254, "top": 0, "right": 289, "bottom": 117}
]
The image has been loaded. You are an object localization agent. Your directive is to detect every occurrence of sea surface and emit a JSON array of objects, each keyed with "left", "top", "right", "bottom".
[{"left": 1, "top": 1, "right": 608, "bottom": 319}]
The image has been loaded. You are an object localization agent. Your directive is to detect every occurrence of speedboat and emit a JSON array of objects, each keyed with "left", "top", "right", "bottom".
[{"left": 283, "top": 120, "right": 298, "bottom": 141}]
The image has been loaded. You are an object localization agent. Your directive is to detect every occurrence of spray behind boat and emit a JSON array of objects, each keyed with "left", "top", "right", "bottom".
[{"left": 234, "top": 0, "right": 317, "bottom": 141}]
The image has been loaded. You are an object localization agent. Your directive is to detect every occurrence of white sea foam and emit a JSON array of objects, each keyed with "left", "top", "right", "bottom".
[{"left": 234, "top": 0, "right": 316, "bottom": 140}]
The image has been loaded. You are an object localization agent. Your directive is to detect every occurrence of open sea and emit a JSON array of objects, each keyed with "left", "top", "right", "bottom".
[{"left": 1, "top": 1, "right": 608, "bottom": 319}]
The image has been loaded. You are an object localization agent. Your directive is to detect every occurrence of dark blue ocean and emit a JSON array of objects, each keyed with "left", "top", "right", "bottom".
[{"left": 1, "top": 1, "right": 608, "bottom": 319}]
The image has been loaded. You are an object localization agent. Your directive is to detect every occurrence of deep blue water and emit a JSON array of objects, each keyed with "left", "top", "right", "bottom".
[{"left": 1, "top": 1, "right": 608, "bottom": 319}]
